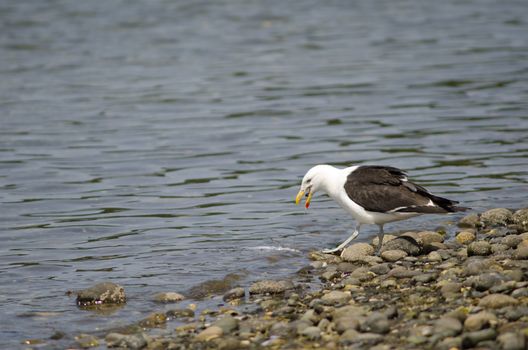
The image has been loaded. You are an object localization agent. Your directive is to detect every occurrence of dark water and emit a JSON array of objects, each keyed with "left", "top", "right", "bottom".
[{"left": 1, "top": 0, "right": 528, "bottom": 347}]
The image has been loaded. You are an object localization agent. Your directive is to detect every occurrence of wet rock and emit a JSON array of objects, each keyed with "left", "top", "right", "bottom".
[
  {"left": 362, "top": 312, "right": 390, "bottom": 334},
  {"left": 380, "top": 249, "right": 407, "bottom": 262},
  {"left": 223, "top": 287, "right": 245, "bottom": 302},
  {"left": 481, "top": 208, "right": 513, "bottom": 227},
  {"left": 456, "top": 230, "right": 476, "bottom": 245},
  {"left": 479, "top": 294, "right": 519, "bottom": 309},
  {"left": 249, "top": 280, "right": 294, "bottom": 294},
  {"left": 213, "top": 315, "right": 239, "bottom": 334},
  {"left": 321, "top": 290, "right": 351, "bottom": 305},
  {"left": 461, "top": 328, "right": 497, "bottom": 348},
  {"left": 105, "top": 332, "right": 148, "bottom": 349},
  {"left": 459, "top": 213, "right": 480, "bottom": 228},
  {"left": 340, "top": 243, "right": 374, "bottom": 262},
  {"left": 166, "top": 308, "right": 194, "bottom": 319},
  {"left": 186, "top": 272, "right": 246, "bottom": 299},
  {"left": 464, "top": 311, "right": 498, "bottom": 331},
  {"left": 195, "top": 326, "right": 223, "bottom": 342},
  {"left": 513, "top": 246, "right": 528, "bottom": 259},
  {"left": 433, "top": 317, "right": 463, "bottom": 337},
  {"left": 75, "top": 334, "right": 99, "bottom": 348},
  {"left": 300, "top": 326, "right": 321, "bottom": 340},
  {"left": 512, "top": 208, "right": 528, "bottom": 232},
  {"left": 502, "top": 235, "right": 523, "bottom": 248},
  {"left": 467, "top": 241, "right": 492, "bottom": 256},
  {"left": 427, "top": 251, "right": 443, "bottom": 262},
  {"left": 369, "top": 263, "right": 390, "bottom": 275},
  {"left": 381, "top": 236, "right": 422, "bottom": 256},
  {"left": 497, "top": 332, "right": 526, "bottom": 350},
  {"left": 138, "top": 312, "right": 167, "bottom": 328},
  {"left": 320, "top": 268, "right": 341, "bottom": 282},
  {"left": 308, "top": 251, "right": 342, "bottom": 264},
  {"left": 153, "top": 292, "right": 184, "bottom": 303},
  {"left": 77, "top": 282, "right": 126, "bottom": 306}
]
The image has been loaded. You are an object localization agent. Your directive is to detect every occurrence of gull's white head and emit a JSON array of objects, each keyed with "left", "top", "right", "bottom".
[{"left": 295, "top": 164, "right": 337, "bottom": 208}]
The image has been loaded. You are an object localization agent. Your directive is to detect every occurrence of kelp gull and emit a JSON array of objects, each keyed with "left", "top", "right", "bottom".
[{"left": 295, "top": 165, "right": 468, "bottom": 253}]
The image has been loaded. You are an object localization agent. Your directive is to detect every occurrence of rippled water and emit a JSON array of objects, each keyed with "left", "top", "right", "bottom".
[{"left": 1, "top": 0, "right": 528, "bottom": 347}]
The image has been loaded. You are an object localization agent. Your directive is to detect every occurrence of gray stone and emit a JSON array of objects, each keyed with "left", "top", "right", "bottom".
[
  {"left": 335, "top": 316, "right": 361, "bottom": 334},
  {"left": 350, "top": 266, "right": 373, "bottom": 281},
  {"left": 77, "top": 282, "right": 126, "bottom": 306},
  {"left": 433, "top": 317, "right": 462, "bottom": 337},
  {"left": 427, "top": 251, "right": 443, "bottom": 262},
  {"left": 413, "top": 273, "right": 437, "bottom": 284},
  {"left": 321, "top": 290, "right": 351, "bottom": 305},
  {"left": 369, "top": 263, "right": 390, "bottom": 275},
  {"left": 195, "top": 326, "right": 223, "bottom": 342},
  {"left": 467, "top": 241, "right": 492, "bottom": 256},
  {"left": 498, "top": 332, "right": 526, "bottom": 350},
  {"left": 339, "top": 329, "right": 360, "bottom": 345},
  {"left": 502, "top": 235, "right": 523, "bottom": 248},
  {"left": 213, "top": 315, "right": 239, "bottom": 334},
  {"left": 340, "top": 243, "right": 374, "bottom": 262},
  {"left": 223, "top": 287, "right": 245, "bottom": 302},
  {"left": 381, "top": 236, "right": 421, "bottom": 256},
  {"left": 153, "top": 292, "right": 185, "bottom": 303},
  {"left": 388, "top": 266, "right": 420, "bottom": 278},
  {"left": 105, "top": 333, "right": 147, "bottom": 349},
  {"left": 470, "top": 272, "right": 510, "bottom": 291},
  {"left": 464, "top": 311, "right": 497, "bottom": 331},
  {"left": 481, "top": 208, "right": 513, "bottom": 227},
  {"left": 511, "top": 287, "right": 528, "bottom": 298},
  {"left": 300, "top": 326, "right": 321, "bottom": 340},
  {"left": 380, "top": 249, "right": 407, "bottom": 262},
  {"left": 249, "top": 280, "right": 294, "bottom": 294},
  {"left": 362, "top": 312, "right": 390, "bottom": 334},
  {"left": 478, "top": 294, "right": 519, "bottom": 308},
  {"left": 461, "top": 328, "right": 497, "bottom": 348},
  {"left": 436, "top": 337, "right": 462, "bottom": 350}
]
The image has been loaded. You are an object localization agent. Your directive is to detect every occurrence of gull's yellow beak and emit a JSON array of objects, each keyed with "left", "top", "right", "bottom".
[{"left": 295, "top": 188, "right": 313, "bottom": 209}]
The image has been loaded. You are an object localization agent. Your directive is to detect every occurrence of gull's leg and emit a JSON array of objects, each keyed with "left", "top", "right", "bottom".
[
  {"left": 376, "top": 224, "right": 384, "bottom": 255},
  {"left": 322, "top": 224, "right": 361, "bottom": 254}
]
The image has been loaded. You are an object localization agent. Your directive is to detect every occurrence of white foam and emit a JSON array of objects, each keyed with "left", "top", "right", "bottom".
[{"left": 248, "top": 246, "right": 301, "bottom": 253}]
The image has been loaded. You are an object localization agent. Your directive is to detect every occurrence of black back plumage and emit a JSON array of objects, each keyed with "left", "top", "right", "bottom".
[{"left": 344, "top": 166, "right": 467, "bottom": 214}]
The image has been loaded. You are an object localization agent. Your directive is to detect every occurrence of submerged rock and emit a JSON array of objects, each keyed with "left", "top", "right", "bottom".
[
  {"left": 76, "top": 282, "right": 126, "bottom": 306},
  {"left": 223, "top": 287, "right": 245, "bottom": 302},
  {"left": 105, "top": 332, "right": 148, "bottom": 349}
]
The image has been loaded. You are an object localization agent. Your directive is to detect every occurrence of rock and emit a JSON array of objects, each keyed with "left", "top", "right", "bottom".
[
  {"left": 369, "top": 263, "right": 390, "bottom": 275},
  {"left": 321, "top": 290, "right": 351, "bottom": 305},
  {"left": 388, "top": 266, "right": 420, "bottom": 278},
  {"left": 497, "top": 332, "right": 526, "bottom": 350},
  {"left": 380, "top": 249, "right": 407, "bottom": 262},
  {"left": 456, "top": 230, "right": 476, "bottom": 245},
  {"left": 461, "top": 328, "right": 497, "bottom": 348},
  {"left": 481, "top": 208, "right": 513, "bottom": 227},
  {"left": 436, "top": 337, "right": 462, "bottom": 350},
  {"left": 417, "top": 231, "right": 444, "bottom": 245},
  {"left": 464, "top": 311, "right": 498, "bottom": 331},
  {"left": 459, "top": 213, "right": 480, "bottom": 228},
  {"left": 340, "top": 243, "right": 374, "bottom": 262},
  {"left": 512, "top": 208, "right": 528, "bottom": 232},
  {"left": 213, "top": 315, "right": 239, "bottom": 334},
  {"left": 413, "top": 273, "right": 437, "bottom": 284},
  {"left": 467, "top": 241, "right": 492, "bottom": 256},
  {"left": 502, "top": 235, "right": 522, "bottom": 248},
  {"left": 77, "top": 282, "right": 126, "bottom": 306},
  {"left": 478, "top": 294, "right": 519, "bottom": 309},
  {"left": 463, "top": 258, "right": 492, "bottom": 276},
  {"left": 308, "top": 251, "right": 342, "bottom": 264},
  {"left": 195, "top": 326, "right": 223, "bottom": 342},
  {"left": 441, "top": 283, "right": 462, "bottom": 298},
  {"left": 153, "top": 292, "right": 185, "bottom": 303},
  {"left": 249, "top": 280, "right": 294, "bottom": 294},
  {"left": 513, "top": 246, "right": 528, "bottom": 259},
  {"left": 300, "top": 326, "right": 321, "bottom": 340},
  {"left": 335, "top": 316, "right": 361, "bottom": 334},
  {"left": 339, "top": 329, "right": 360, "bottom": 345},
  {"left": 372, "top": 234, "right": 397, "bottom": 247},
  {"left": 138, "top": 312, "right": 167, "bottom": 328},
  {"left": 491, "top": 243, "right": 509, "bottom": 254},
  {"left": 433, "top": 317, "right": 463, "bottom": 337},
  {"left": 350, "top": 266, "right": 373, "bottom": 281},
  {"left": 105, "top": 332, "right": 147, "bottom": 349},
  {"left": 223, "top": 287, "right": 245, "bottom": 302},
  {"left": 381, "top": 236, "right": 421, "bottom": 256},
  {"left": 166, "top": 308, "right": 194, "bottom": 318},
  {"left": 511, "top": 287, "right": 528, "bottom": 298},
  {"left": 75, "top": 334, "right": 99, "bottom": 348},
  {"left": 362, "top": 312, "right": 390, "bottom": 334},
  {"left": 427, "top": 251, "right": 443, "bottom": 262},
  {"left": 470, "top": 272, "right": 510, "bottom": 292}
]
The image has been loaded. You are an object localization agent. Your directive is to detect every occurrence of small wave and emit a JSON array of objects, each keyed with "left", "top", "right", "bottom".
[{"left": 248, "top": 246, "right": 302, "bottom": 253}]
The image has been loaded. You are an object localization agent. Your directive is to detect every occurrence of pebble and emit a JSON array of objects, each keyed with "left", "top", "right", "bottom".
[
  {"left": 166, "top": 308, "right": 194, "bottom": 318},
  {"left": 513, "top": 246, "right": 528, "bottom": 259},
  {"left": 300, "top": 326, "right": 321, "bottom": 340},
  {"left": 195, "top": 326, "right": 223, "bottom": 342},
  {"left": 369, "top": 263, "right": 390, "bottom": 275},
  {"left": 381, "top": 236, "right": 421, "bottom": 256},
  {"left": 75, "top": 334, "right": 99, "bottom": 348},
  {"left": 433, "top": 317, "right": 463, "bottom": 337},
  {"left": 481, "top": 208, "right": 513, "bottom": 227},
  {"left": 362, "top": 312, "right": 390, "bottom": 334},
  {"left": 76, "top": 282, "right": 126, "bottom": 306},
  {"left": 478, "top": 294, "right": 519, "bottom": 308},
  {"left": 213, "top": 315, "right": 239, "bottom": 334},
  {"left": 459, "top": 213, "right": 480, "bottom": 228},
  {"left": 461, "top": 328, "right": 497, "bottom": 348},
  {"left": 153, "top": 292, "right": 185, "bottom": 303},
  {"left": 497, "top": 332, "right": 526, "bottom": 350},
  {"left": 340, "top": 243, "right": 374, "bottom": 262},
  {"left": 427, "top": 251, "right": 443, "bottom": 262},
  {"left": 249, "top": 280, "right": 294, "bottom": 294},
  {"left": 105, "top": 332, "right": 148, "bottom": 349},
  {"left": 464, "top": 311, "right": 497, "bottom": 331},
  {"left": 467, "top": 241, "right": 492, "bottom": 256},
  {"left": 456, "top": 230, "right": 476, "bottom": 245},
  {"left": 440, "top": 282, "right": 462, "bottom": 298},
  {"left": 321, "top": 290, "right": 351, "bottom": 305},
  {"left": 223, "top": 287, "right": 245, "bottom": 301},
  {"left": 381, "top": 249, "right": 408, "bottom": 262},
  {"left": 417, "top": 231, "right": 444, "bottom": 245}
]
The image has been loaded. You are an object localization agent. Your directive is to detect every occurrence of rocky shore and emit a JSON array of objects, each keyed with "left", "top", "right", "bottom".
[{"left": 58, "top": 208, "right": 528, "bottom": 349}]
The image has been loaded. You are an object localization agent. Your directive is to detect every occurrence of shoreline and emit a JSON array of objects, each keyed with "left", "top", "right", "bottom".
[{"left": 39, "top": 208, "right": 528, "bottom": 349}]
